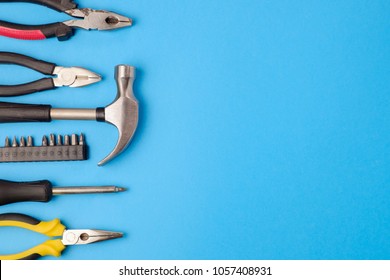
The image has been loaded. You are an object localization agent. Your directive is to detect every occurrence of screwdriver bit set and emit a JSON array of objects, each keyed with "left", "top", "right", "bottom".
[{"left": 0, "top": 134, "right": 87, "bottom": 162}]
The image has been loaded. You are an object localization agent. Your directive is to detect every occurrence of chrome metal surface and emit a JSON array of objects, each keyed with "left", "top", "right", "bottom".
[
  {"left": 64, "top": 9, "right": 132, "bottom": 31},
  {"left": 62, "top": 229, "right": 123, "bottom": 245},
  {"left": 98, "top": 65, "right": 139, "bottom": 166},
  {"left": 53, "top": 66, "right": 101, "bottom": 87},
  {"left": 52, "top": 186, "right": 126, "bottom": 195},
  {"left": 51, "top": 109, "right": 97, "bottom": 120}
]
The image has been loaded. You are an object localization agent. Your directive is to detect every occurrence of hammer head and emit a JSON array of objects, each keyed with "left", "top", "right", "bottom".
[{"left": 98, "top": 65, "right": 139, "bottom": 166}]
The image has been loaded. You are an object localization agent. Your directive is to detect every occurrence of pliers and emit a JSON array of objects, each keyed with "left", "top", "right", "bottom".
[
  {"left": 0, "top": 52, "right": 101, "bottom": 96},
  {"left": 0, "top": 213, "right": 123, "bottom": 260},
  {"left": 0, "top": 0, "right": 132, "bottom": 41}
]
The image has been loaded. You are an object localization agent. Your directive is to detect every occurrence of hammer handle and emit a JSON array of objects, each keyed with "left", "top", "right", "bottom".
[{"left": 0, "top": 102, "right": 52, "bottom": 123}]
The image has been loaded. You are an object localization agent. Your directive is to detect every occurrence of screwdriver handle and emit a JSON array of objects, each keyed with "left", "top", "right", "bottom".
[
  {"left": 0, "top": 179, "right": 53, "bottom": 206},
  {"left": 0, "top": 102, "right": 52, "bottom": 123}
]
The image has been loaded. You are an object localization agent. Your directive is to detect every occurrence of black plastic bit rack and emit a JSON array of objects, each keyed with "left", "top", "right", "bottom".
[{"left": 0, "top": 134, "right": 87, "bottom": 163}]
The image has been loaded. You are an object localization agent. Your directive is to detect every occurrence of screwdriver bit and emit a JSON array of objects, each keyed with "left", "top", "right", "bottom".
[
  {"left": 49, "top": 134, "right": 55, "bottom": 146},
  {"left": 79, "top": 133, "right": 85, "bottom": 145},
  {"left": 12, "top": 137, "right": 18, "bottom": 147},
  {"left": 42, "top": 136, "right": 48, "bottom": 146},
  {"left": 4, "top": 137, "right": 10, "bottom": 147},
  {"left": 71, "top": 134, "right": 77, "bottom": 146},
  {"left": 57, "top": 135, "right": 62, "bottom": 146},
  {"left": 20, "top": 137, "right": 26, "bottom": 147},
  {"left": 27, "top": 136, "right": 33, "bottom": 147},
  {"left": 64, "top": 135, "right": 70, "bottom": 146}
]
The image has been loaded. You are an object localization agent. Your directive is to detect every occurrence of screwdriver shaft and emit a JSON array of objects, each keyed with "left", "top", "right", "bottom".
[{"left": 52, "top": 186, "right": 126, "bottom": 195}]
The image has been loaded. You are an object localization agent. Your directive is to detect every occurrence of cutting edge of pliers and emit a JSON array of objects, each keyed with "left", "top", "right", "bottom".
[
  {"left": 64, "top": 8, "right": 132, "bottom": 31},
  {"left": 0, "top": 52, "right": 101, "bottom": 97},
  {"left": 0, "top": 213, "right": 123, "bottom": 260}
]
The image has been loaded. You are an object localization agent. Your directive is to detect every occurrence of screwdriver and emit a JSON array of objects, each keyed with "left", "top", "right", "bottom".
[{"left": 0, "top": 179, "right": 126, "bottom": 206}]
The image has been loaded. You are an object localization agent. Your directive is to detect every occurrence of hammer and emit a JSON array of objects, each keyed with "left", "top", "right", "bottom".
[{"left": 0, "top": 65, "right": 139, "bottom": 166}]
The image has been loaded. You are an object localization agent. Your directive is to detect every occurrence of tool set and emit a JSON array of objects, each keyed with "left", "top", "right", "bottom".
[
  {"left": 0, "top": 133, "right": 88, "bottom": 162},
  {"left": 0, "top": 0, "right": 132, "bottom": 41},
  {"left": 0, "top": 52, "right": 101, "bottom": 96},
  {"left": 0, "top": 213, "right": 123, "bottom": 259},
  {"left": 0, "top": 1, "right": 136, "bottom": 260}
]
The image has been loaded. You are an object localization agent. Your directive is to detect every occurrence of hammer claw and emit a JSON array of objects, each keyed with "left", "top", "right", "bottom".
[{"left": 98, "top": 65, "right": 139, "bottom": 166}]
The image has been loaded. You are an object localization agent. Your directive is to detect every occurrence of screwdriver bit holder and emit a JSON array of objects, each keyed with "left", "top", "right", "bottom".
[{"left": 0, "top": 134, "right": 87, "bottom": 163}]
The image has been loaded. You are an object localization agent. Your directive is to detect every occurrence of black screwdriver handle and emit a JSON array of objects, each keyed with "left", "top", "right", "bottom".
[
  {"left": 0, "top": 0, "right": 77, "bottom": 12},
  {"left": 0, "top": 101, "right": 52, "bottom": 123},
  {"left": 0, "top": 180, "right": 53, "bottom": 206}
]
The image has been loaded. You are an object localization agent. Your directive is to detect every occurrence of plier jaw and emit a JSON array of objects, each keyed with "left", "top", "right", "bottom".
[
  {"left": 62, "top": 229, "right": 124, "bottom": 245},
  {"left": 64, "top": 9, "right": 133, "bottom": 31},
  {"left": 53, "top": 66, "right": 101, "bottom": 88}
]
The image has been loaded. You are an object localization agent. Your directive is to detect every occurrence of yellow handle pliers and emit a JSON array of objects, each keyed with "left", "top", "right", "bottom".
[{"left": 0, "top": 213, "right": 123, "bottom": 260}]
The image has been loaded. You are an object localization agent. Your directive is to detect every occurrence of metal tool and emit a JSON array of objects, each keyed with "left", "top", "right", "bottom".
[
  {"left": 0, "top": 213, "right": 123, "bottom": 260},
  {"left": 0, "top": 65, "right": 139, "bottom": 166},
  {"left": 0, "top": 0, "right": 132, "bottom": 41},
  {"left": 0, "top": 179, "right": 126, "bottom": 206},
  {"left": 0, "top": 134, "right": 87, "bottom": 162},
  {"left": 0, "top": 52, "right": 101, "bottom": 97}
]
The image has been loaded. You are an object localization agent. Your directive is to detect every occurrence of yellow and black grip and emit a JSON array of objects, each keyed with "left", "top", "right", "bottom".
[
  {"left": 0, "top": 213, "right": 66, "bottom": 260},
  {"left": 0, "top": 179, "right": 53, "bottom": 206}
]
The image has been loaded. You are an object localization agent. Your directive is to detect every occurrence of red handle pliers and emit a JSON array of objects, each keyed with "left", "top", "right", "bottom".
[{"left": 0, "top": 0, "right": 132, "bottom": 41}]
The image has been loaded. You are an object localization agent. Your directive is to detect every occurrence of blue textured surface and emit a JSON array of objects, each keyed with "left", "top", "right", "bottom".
[{"left": 0, "top": 1, "right": 389, "bottom": 260}]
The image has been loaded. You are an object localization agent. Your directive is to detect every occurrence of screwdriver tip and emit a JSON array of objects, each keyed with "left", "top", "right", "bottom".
[{"left": 115, "top": 187, "right": 127, "bottom": 192}]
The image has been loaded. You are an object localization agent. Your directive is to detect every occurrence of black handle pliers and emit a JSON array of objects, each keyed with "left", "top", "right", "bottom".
[
  {"left": 0, "top": 52, "right": 101, "bottom": 96},
  {"left": 0, "top": 0, "right": 132, "bottom": 41}
]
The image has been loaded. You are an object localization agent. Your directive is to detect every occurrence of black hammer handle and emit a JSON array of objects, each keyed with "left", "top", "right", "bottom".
[{"left": 0, "top": 102, "right": 52, "bottom": 122}]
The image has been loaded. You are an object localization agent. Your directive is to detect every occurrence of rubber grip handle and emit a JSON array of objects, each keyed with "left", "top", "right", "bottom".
[
  {"left": 0, "top": 21, "right": 74, "bottom": 41},
  {"left": 0, "top": 213, "right": 40, "bottom": 224},
  {"left": 0, "top": 101, "right": 52, "bottom": 123},
  {"left": 0, "top": 213, "right": 65, "bottom": 235},
  {"left": 0, "top": 78, "right": 55, "bottom": 97},
  {"left": 0, "top": 213, "right": 66, "bottom": 260},
  {"left": 0, "top": 179, "right": 53, "bottom": 206},
  {"left": 0, "top": 52, "right": 56, "bottom": 75},
  {"left": 1, "top": 239, "right": 65, "bottom": 260},
  {"left": 0, "top": 0, "right": 77, "bottom": 12}
]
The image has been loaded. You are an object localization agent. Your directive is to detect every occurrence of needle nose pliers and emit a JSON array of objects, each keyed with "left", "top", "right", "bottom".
[
  {"left": 0, "top": 0, "right": 132, "bottom": 41},
  {"left": 0, "top": 213, "right": 123, "bottom": 260},
  {"left": 0, "top": 52, "right": 101, "bottom": 96}
]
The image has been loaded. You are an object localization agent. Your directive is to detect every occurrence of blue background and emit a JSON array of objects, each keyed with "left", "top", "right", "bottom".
[{"left": 0, "top": 0, "right": 389, "bottom": 260}]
